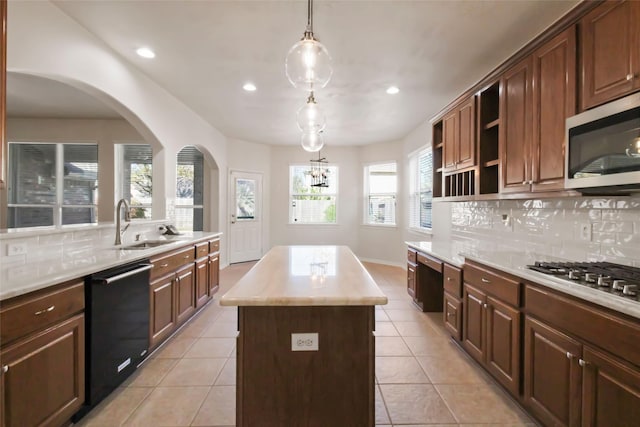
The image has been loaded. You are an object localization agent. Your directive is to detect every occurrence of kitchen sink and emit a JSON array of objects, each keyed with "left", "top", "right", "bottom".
[{"left": 120, "top": 240, "right": 175, "bottom": 250}]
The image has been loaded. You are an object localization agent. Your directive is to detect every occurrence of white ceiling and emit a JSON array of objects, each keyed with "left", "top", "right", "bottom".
[{"left": 11, "top": 0, "right": 580, "bottom": 146}]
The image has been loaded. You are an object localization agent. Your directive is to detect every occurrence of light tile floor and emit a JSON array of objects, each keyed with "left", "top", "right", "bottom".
[{"left": 75, "top": 261, "right": 537, "bottom": 427}]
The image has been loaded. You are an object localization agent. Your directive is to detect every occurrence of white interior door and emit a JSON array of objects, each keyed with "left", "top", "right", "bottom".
[{"left": 228, "top": 170, "right": 262, "bottom": 263}]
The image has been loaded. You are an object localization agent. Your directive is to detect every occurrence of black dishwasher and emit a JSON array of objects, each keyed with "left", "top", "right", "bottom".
[{"left": 74, "top": 260, "right": 152, "bottom": 421}]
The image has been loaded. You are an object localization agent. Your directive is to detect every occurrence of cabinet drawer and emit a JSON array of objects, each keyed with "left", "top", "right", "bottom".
[
  {"left": 443, "top": 264, "right": 462, "bottom": 297},
  {"left": 464, "top": 261, "right": 520, "bottom": 307},
  {"left": 195, "top": 242, "right": 209, "bottom": 259},
  {"left": 525, "top": 283, "right": 640, "bottom": 368},
  {"left": 407, "top": 249, "right": 417, "bottom": 263},
  {"left": 417, "top": 253, "right": 443, "bottom": 273},
  {"left": 0, "top": 280, "right": 84, "bottom": 344},
  {"left": 209, "top": 239, "right": 220, "bottom": 254},
  {"left": 150, "top": 246, "right": 194, "bottom": 280}
]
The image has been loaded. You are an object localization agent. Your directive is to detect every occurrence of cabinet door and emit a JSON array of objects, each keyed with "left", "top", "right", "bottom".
[
  {"left": 581, "top": 346, "right": 640, "bottom": 427},
  {"left": 524, "top": 316, "right": 582, "bottom": 427},
  {"left": 462, "top": 284, "right": 485, "bottom": 364},
  {"left": 1, "top": 314, "right": 84, "bottom": 427},
  {"left": 457, "top": 97, "right": 476, "bottom": 170},
  {"left": 500, "top": 56, "right": 533, "bottom": 194},
  {"left": 581, "top": 0, "right": 639, "bottom": 110},
  {"left": 407, "top": 262, "right": 417, "bottom": 300},
  {"left": 208, "top": 253, "right": 220, "bottom": 296},
  {"left": 531, "top": 26, "right": 576, "bottom": 192},
  {"left": 443, "top": 292, "right": 462, "bottom": 341},
  {"left": 195, "top": 258, "right": 209, "bottom": 308},
  {"left": 485, "top": 295, "right": 520, "bottom": 395},
  {"left": 175, "top": 264, "right": 196, "bottom": 325},
  {"left": 442, "top": 110, "right": 458, "bottom": 172},
  {"left": 150, "top": 275, "right": 175, "bottom": 348}
]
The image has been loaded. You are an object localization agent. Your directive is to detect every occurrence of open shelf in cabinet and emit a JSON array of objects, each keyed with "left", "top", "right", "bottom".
[
  {"left": 477, "top": 81, "right": 500, "bottom": 195},
  {"left": 432, "top": 120, "right": 443, "bottom": 198},
  {"left": 444, "top": 169, "right": 476, "bottom": 197}
]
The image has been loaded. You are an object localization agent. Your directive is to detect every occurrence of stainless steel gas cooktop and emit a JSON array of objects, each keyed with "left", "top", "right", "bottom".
[{"left": 527, "top": 261, "right": 640, "bottom": 302}]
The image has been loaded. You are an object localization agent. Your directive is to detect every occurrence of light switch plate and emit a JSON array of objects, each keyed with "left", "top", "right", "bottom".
[{"left": 291, "top": 333, "right": 319, "bottom": 351}]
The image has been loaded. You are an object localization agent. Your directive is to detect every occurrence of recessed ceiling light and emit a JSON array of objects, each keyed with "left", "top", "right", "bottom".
[
  {"left": 243, "top": 82, "right": 257, "bottom": 92},
  {"left": 136, "top": 47, "right": 156, "bottom": 59},
  {"left": 386, "top": 86, "right": 400, "bottom": 95}
]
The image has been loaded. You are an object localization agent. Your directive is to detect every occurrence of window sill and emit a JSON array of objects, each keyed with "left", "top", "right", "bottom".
[
  {"left": 408, "top": 226, "right": 433, "bottom": 236},
  {"left": 288, "top": 223, "right": 339, "bottom": 226},
  {"left": 361, "top": 223, "right": 398, "bottom": 229}
]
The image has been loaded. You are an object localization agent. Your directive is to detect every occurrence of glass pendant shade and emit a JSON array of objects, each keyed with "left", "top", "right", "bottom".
[
  {"left": 296, "top": 95, "right": 326, "bottom": 133},
  {"left": 301, "top": 131, "right": 324, "bottom": 152},
  {"left": 285, "top": 35, "right": 333, "bottom": 90}
]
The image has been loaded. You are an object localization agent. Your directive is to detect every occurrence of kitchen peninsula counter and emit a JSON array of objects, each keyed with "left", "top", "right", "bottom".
[{"left": 220, "top": 245, "right": 387, "bottom": 427}]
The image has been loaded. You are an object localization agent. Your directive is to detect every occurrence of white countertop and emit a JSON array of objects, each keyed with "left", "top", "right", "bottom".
[
  {"left": 0, "top": 231, "right": 222, "bottom": 301},
  {"left": 406, "top": 240, "right": 640, "bottom": 320},
  {"left": 220, "top": 245, "right": 388, "bottom": 306}
]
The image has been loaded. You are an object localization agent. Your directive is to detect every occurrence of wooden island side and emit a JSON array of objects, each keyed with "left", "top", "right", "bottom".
[{"left": 220, "top": 246, "right": 388, "bottom": 427}]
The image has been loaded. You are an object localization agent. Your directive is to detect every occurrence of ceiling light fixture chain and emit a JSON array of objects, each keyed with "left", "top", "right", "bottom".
[{"left": 286, "top": 0, "right": 332, "bottom": 153}]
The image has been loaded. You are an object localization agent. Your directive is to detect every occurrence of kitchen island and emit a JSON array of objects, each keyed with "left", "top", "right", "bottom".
[{"left": 220, "top": 245, "right": 387, "bottom": 427}]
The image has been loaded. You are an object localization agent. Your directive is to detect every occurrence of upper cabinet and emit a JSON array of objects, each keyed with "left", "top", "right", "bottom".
[
  {"left": 580, "top": 0, "right": 640, "bottom": 110},
  {"left": 501, "top": 27, "right": 576, "bottom": 194},
  {"left": 442, "top": 96, "right": 476, "bottom": 173}
]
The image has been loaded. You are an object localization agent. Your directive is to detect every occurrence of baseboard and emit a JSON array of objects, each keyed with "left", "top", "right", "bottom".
[{"left": 358, "top": 257, "right": 405, "bottom": 269}]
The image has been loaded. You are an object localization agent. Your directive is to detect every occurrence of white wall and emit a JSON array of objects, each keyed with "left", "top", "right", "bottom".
[
  {"left": 7, "top": 1, "right": 230, "bottom": 265},
  {"left": 269, "top": 145, "right": 360, "bottom": 250},
  {"left": 358, "top": 141, "right": 405, "bottom": 266}
]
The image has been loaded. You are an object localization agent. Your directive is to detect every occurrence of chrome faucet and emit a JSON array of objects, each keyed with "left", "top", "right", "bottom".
[{"left": 115, "top": 198, "right": 131, "bottom": 245}]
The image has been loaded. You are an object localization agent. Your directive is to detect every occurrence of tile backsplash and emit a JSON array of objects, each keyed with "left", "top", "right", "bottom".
[{"left": 450, "top": 196, "right": 640, "bottom": 267}]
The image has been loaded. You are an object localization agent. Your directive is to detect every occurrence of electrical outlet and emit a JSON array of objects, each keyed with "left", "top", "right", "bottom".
[
  {"left": 579, "top": 223, "right": 592, "bottom": 241},
  {"left": 6, "top": 242, "right": 27, "bottom": 256},
  {"left": 291, "top": 333, "right": 319, "bottom": 351}
]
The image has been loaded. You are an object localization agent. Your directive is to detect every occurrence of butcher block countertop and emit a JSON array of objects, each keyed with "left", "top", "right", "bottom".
[{"left": 220, "top": 245, "right": 388, "bottom": 306}]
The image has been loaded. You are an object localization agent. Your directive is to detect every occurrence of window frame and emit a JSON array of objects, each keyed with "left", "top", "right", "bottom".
[
  {"left": 408, "top": 145, "right": 433, "bottom": 234},
  {"left": 7, "top": 141, "right": 99, "bottom": 229},
  {"left": 175, "top": 147, "right": 205, "bottom": 232},
  {"left": 288, "top": 163, "right": 339, "bottom": 225},
  {"left": 115, "top": 143, "right": 153, "bottom": 221},
  {"left": 363, "top": 161, "right": 397, "bottom": 227}
]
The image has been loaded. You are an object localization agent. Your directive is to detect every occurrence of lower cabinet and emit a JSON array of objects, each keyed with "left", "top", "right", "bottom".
[
  {"left": 150, "top": 274, "right": 176, "bottom": 348},
  {"left": 1, "top": 314, "right": 85, "bottom": 427},
  {"left": 443, "top": 292, "right": 462, "bottom": 340},
  {"left": 175, "top": 263, "right": 196, "bottom": 325},
  {"left": 195, "top": 257, "right": 209, "bottom": 308},
  {"left": 407, "top": 261, "right": 417, "bottom": 301},
  {"left": 208, "top": 250, "right": 220, "bottom": 296}
]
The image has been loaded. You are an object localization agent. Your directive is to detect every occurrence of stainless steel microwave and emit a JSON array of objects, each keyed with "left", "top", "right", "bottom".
[{"left": 565, "top": 92, "right": 640, "bottom": 193}]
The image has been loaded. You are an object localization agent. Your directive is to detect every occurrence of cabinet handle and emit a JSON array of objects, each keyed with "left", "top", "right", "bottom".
[
  {"left": 529, "top": 180, "right": 533, "bottom": 184},
  {"left": 408, "top": 268, "right": 415, "bottom": 273},
  {"left": 447, "top": 312, "right": 456, "bottom": 318},
  {"left": 627, "top": 73, "right": 634, "bottom": 81},
  {"left": 447, "top": 277, "right": 452, "bottom": 281},
  {"left": 184, "top": 255, "right": 190, "bottom": 259},
  {"left": 579, "top": 359, "right": 589, "bottom": 367},
  {"left": 483, "top": 303, "right": 488, "bottom": 309},
  {"left": 481, "top": 278, "right": 491, "bottom": 284},
  {"left": 1, "top": 365, "right": 7, "bottom": 374},
  {"left": 566, "top": 352, "right": 574, "bottom": 359},
  {"left": 34, "top": 305, "right": 55, "bottom": 316},
  {"left": 160, "top": 263, "right": 169, "bottom": 268},
  {"left": 522, "top": 181, "right": 527, "bottom": 185}
]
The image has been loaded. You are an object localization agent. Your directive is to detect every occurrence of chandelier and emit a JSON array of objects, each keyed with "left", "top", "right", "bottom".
[
  {"left": 305, "top": 151, "right": 330, "bottom": 187},
  {"left": 286, "top": 0, "right": 332, "bottom": 152}
]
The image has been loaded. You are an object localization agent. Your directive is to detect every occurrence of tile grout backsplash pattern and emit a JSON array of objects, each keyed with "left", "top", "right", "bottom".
[{"left": 450, "top": 196, "right": 640, "bottom": 267}]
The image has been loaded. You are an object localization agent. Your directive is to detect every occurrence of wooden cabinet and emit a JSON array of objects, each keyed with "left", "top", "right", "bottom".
[
  {"left": 175, "top": 263, "right": 196, "bottom": 325},
  {"left": 149, "top": 274, "right": 176, "bottom": 348},
  {"left": 582, "top": 346, "right": 640, "bottom": 426},
  {"left": 195, "top": 257, "right": 209, "bottom": 308},
  {"left": 406, "top": 249, "right": 417, "bottom": 301},
  {"left": 442, "top": 264, "right": 462, "bottom": 341},
  {"left": 0, "top": 281, "right": 85, "bottom": 427},
  {"left": 443, "top": 96, "right": 476, "bottom": 172},
  {"left": 524, "top": 316, "right": 582, "bottom": 427},
  {"left": 531, "top": 26, "right": 577, "bottom": 192},
  {"left": 581, "top": 0, "right": 640, "bottom": 110},
  {"left": 208, "top": 238, "right": 220, "bottom": 296},
  {"left": 462, "top": 261, "right": 521, "bottom": 395}
]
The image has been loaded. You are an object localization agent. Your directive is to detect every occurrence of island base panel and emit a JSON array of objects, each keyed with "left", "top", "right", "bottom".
[{"left": 236, "top": 305, "right": 375, "bottom": 427}]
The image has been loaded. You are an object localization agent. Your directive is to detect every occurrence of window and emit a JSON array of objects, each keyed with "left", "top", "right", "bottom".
[
  {"left": 7, "top": 142, "right": 98, "bottom": 228},
  {"left": 409, "top": 147, "right": 433, "bottom": 230},
  {"left": 175, "top": 146, "right": 204, "bottom": 231},
  {"left": 289, "top": 164, "right": 338, "bottom": 224},
  {"left": 117, "top": 144, "right": 153, "bottom": 219},
  {"left": 364, "top": 162, "right": 397, "bottom": 225}
]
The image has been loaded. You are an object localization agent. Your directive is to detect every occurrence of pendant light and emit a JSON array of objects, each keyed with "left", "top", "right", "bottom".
[
  {"left": 285, "top": 0, "right": 333, "bottom": 91},
  {"left": 296, "top": 92, "right": 326, "bottom": 133},
  {"left": 301, "top": 130, "right": 324, "bottom": 153}
]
